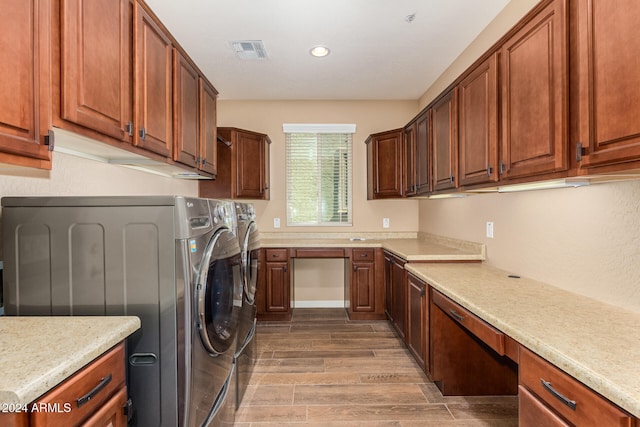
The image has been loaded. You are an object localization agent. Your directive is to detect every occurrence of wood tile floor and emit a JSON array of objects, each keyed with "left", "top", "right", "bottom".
[{"left": 235, "top": 308, "right": 518, "bottom": 426}]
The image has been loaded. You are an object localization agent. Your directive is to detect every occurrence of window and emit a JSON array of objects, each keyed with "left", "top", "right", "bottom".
[{"left": 284, "top": 124, "right": 355, "bottom": 226}]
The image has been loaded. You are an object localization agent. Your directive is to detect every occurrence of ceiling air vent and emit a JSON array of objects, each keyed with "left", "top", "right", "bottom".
[{"left": 230, "top": 40, "right": 268, "bottom": 60}]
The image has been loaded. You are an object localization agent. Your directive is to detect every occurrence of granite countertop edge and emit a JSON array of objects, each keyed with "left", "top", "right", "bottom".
[{"left": 0, "top": 316, "right": 141, "bottom": 406}]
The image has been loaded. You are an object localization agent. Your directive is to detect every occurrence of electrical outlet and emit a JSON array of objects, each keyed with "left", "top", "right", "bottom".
[
  {"left": 274, "top": 217, "right": 281, "bottom": 228},
  {"left": 486, "top": 221, "right": 494, "bottom": 238},
  {"left": 383, "top": 218, "right": 390, "bottom": 229}
]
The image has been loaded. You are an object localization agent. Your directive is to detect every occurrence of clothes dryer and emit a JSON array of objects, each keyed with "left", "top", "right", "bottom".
[{"left": 233, "top": 202, "right": 259, "bottom": 409}]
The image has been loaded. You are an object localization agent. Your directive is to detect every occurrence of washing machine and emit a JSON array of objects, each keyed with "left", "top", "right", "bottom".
[
  {"left": 1, "top": 196, "right": 242, "bottom": 427},
  {"left": 233, "top": 202, "right": 260, "bottom": 409}
]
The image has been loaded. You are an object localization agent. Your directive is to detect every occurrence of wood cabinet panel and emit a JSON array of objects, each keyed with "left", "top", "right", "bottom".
[
  {"left": 500, "top": 0, "right": 568, "bottom": 180},
  {"left": 406, "top": 273, "right": 428, "bottom": 373},
  {"left": 458, "top": 53, "right": 499, "bottom": 186},
  {"left": 173, "top": 49, "right": 199, "bottom": 168},
  {"left": 78, "top": 387, "right": 127, "bottom": 427},
  {"left": 414, "top": 111, "right": 430, "bottom": 195},
  {"left": 200, "top": 127, "right": 270, "bottom": 199},
  {"left": 431, "top": 89, "right": 458, "bottom": 191},
  {"left": 519, "top": 385, "right": 570, "bottom": 427},
  {"left": 365, "top": 129, "right": 404, "bottom": 199},
  {"left": 519, "top": 347, "right": 634, "bottom": 427},
  {"left": 0, "top": 0, "right": 52, "bottom": 169},
  {"left": 133, "top": 3, "right": 173, "bottom": 157},
  {"left": 60, "top": 0, "right": 132, "bottom": 143},
  {"left": 351, "top": 260, "right": 375, "bottom": 312},
  {"left": 403, "top": 122, "right": 417, "bottom": 196},
  {"left": 573, "top": 0, "right": 640, "bottom": 171},
  {"left": 264, "top": 259, "right": 290, "bottom": 315},
  {"left": 384, "top": 252, "right": 407, "bottom": 340},
  {"left": 198, "top": 78, "right": 217, "bottom": 175}
]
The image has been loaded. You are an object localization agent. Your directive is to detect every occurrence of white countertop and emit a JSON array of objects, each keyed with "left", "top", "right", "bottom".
[
  {"left": 0, "top": 316, "right": 140, "bottom": 405},
  {"left": 406, "top": 262, "right": 640, "bottom": 418}
]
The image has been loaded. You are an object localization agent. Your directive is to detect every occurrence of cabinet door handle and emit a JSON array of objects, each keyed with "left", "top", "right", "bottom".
[
  {"left": 76, "top": 374, "right": 112, "bottom": 408},
  {"left": 125, "top": 121, "right": 133, "bottom": 136},
  {"left": 449, "top": 309, "right": 464, "bottom": 322},
  {"left": 419, "top": 288, "right": 425, "bottom": 297},
  {"left": 487, "top": 166, "right": 493, "bottom": 176},
  {"left": 449, "top": 175, "right": 454, "bottom": 184},
  {"left": 284, "top": 265, "right": 287, "bottom": 272},
  {"left": 353, "top": 265, "right": 357, "bottom": 272},
  {"left": 541, "top": 379, "right": 577, "bottom": 410},
  {"left": 139, "top": 127, "right": 146, "bottom": 140}
]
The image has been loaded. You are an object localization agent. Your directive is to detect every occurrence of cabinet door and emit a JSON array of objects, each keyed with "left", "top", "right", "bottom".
[
  {"left": 391, "top": 258, "right": 406, "bottom": 340},
  {"left": 265, "top": 261, "right": 289, "bottom": 313},
  {"left": 458, "top": 53, "right": 499, "bottom": 186},
  {"left": 173, "top": 49, "right": 199, "bottom": 168},
  {"left": 235, "top": 131, "right": 269, "bottom": 198},
  {"left": 404, "top": 122, "right": 417, "bottom": 196},
  {"left": 366, "top": 129, "right": 403, "bottom": 199},
  {"left": 500, "top": 0, "right": 568, "bottom": 180},
  {"left": 60, "top": 0, "right": 132, "bottom": 142},
  {"left": 431, "top": 89, "right": 459, "bottom": 191},
  {"left": 134, "top": 3, "right": 173, "bottom": 157},
  {"left": 519, "top": 386, "right": 570, "bottom": 427},
  {"left": 384, "top": 253, "right": 394, "bottom": 321},
  {"left": 573, "top": 0, "right": 640, "bottom": 171},
  {"left": 79, "top": 387, "right": 128, "bottom": 427},
  {"left": 414, "top": 111, "right": 430, "bottom": 195},
  {"left": 407, "top": 274, "right": 428, "bottom": 373},
  {"left": 351, "top": 261, "right": 375, "bottom": 312},
  {"left": 0, "top": 0, "right": 52, "bottom": 169},
  {"left": 199, "top": 78, "right": 217, "bottom": 175}
]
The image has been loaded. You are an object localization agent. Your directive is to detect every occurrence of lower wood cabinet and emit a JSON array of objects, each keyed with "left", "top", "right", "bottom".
[
  {"left": 347, "top": 248, "right": 385, "bottom": 320},
  {"left": 0, "top": 342, "right": 128, "bottom": 427},
  {"left": 257, "top": 248, "right": 291, "bottom": 321},
  {"left": 406, "top": 273, "right": 429, "bottom": 374},
  {"left": 519, "top": 346, "right": 634, "bottom": 427},
  {"left": 383, "top": 251, "right": 407, "bottom": 340}
]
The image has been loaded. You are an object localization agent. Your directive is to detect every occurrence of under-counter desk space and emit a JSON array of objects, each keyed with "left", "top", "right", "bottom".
[{"left": 406, "top": 262, "right": 640, "bottom": 420}]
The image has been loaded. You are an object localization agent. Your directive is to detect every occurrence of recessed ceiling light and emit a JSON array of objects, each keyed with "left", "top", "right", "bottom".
[{"left": 310, "top": 45, "right": 330, "bottom": 58}]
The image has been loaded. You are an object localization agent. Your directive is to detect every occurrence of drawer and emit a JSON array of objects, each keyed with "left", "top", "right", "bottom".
[
  {"left": 519, "top": 347, "right": 634, "bottom": 427},
  {"left": 291, "top": 248, "right": 345, "bottom": 258},
  {"left": 265, "top": 249, "right": 288, "bottom": 261},
  {"left": 31, "top": 343, "right": 126, "bottom": 427},
  {"left": 431, "top": 289, "right": 505, "bottom": 355},
  {"left": 519, "top": 385, "right": 569, "bottom": 427},
  {"left": 352, "top": 248, "right": 375, "bottom": 260}
]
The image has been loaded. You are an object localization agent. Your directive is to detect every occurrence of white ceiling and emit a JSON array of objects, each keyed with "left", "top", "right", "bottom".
[{"left": 144, "top": 0, "right": 511, "bottom": 100}]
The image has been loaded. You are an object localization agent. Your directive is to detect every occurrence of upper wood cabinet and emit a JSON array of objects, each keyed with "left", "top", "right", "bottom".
[
  {"left": 403, "top": 122, "right": 417, "bottom": 196},
  {"left": 458, "top": 53, "right": 499, "bottom": 187},
  {"left": 133, "top": 3, "right": 173, "bottom": 157},
  {"left": 499, "top": 0, "right": 568, "bottom": 180},
  {"left": 572, "top": 0, "right": 640, "bottom": 173},
  {"left": 0, "top": 0, "right": 52, "bottom": 170},
  {"left": 365, "top": 129, "right": 404, "bottom": 199},
  {"left": 59, "top": 0, "right": 133, "bottom": 143},
  {"left": 431, "top": 89, "right": 459, "bottom": 192},
  {"left": 198, "top": 79, "right": 218, "bottom": 175},
  {"left": 173, "top": 50, "right": 199, "bottom": 168},
  {"left": 414, "top": 111, "right": 431, "bottom": 195},
  {"left": 199, "top": 127, "right": 271, "bottom": 199}
]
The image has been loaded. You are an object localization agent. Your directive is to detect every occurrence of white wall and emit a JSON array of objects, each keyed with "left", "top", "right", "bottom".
[{"left": 419, "top": 180, "right": 640, "bottom": 312}]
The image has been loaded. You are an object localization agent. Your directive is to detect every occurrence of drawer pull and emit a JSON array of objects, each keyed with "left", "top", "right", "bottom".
[
  {"left": 449, "top": 309, "right": 464, "bottom": 322},
  {"left": 76, "top": 374, "right": 112, "bottom": 408},
  {"left": 541, "top": 379, "right": 577, "bottom": 411}
]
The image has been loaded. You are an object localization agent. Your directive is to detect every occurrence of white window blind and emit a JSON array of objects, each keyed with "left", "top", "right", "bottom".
[{"left": 284, "top": 124, "right": 354, "bottom": 226}]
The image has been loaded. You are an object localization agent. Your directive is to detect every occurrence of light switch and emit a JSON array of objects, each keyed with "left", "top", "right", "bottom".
[
  {"left": 486, "top": 221, "right": 494, "bottom": 238},
  {"left": 274, "top": 217, "right": 281, "bottom": 228},
  {"left": 383, "top": 218, "right": 390, "bottom": 229}
]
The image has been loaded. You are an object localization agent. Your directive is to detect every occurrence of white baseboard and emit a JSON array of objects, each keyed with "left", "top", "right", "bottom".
[{"left": 293, "top": 300, "right": 345, "bottom": 308}]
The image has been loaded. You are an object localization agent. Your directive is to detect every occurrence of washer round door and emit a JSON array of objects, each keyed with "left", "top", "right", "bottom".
[
  {"left": 242, "top": 221, "right": 259, "bottom": 305},
  {"left": 196, "top": 227, "right": 243, "bottom": 355}
]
